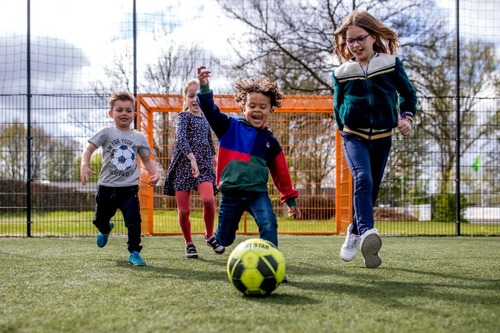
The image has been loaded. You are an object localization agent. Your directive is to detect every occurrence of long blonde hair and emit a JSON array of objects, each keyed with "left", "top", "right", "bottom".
[
  {"left": 182, "top": 79, "right": 199, "bottom": 111},
  {"left": 334, "top": 11, "right": 400, "bottom": 62}
]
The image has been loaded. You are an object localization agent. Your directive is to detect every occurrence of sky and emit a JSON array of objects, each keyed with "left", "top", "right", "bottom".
[
  {"left": 1, "top": 0, "right": 498, "bottom": 95},
  {"left": 0, "top": 0, "right": 243, "bottom": 95}
]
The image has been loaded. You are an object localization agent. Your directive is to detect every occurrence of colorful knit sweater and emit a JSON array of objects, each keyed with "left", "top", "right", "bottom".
[
  {"left": 333, "top": 53, "right": 417, "bottom": 139},
  {"left": 197, "top": 87, "right": 299, "bottom": 207}
]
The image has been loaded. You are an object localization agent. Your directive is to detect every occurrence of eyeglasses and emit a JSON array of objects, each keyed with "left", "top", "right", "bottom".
[{"left": 346, "top": 34, "right": 370, "bottom": 45}]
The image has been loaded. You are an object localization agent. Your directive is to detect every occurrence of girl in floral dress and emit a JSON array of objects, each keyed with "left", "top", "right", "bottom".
[{"left": 164, "top": 79, "right": 224, "bottom": 258}]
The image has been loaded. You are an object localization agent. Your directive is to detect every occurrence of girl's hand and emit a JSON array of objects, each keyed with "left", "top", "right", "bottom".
[
  {"left": 197, "top": 66, "right": 211, "bottom": 86},
  {"left": 191, "top": 160, "right": 200, "bottom": 178},
  {"left": 397, "top": 118, "right": 412, "bottom": 136}
]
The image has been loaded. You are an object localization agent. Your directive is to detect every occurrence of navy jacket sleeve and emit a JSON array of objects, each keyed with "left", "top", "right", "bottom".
[{"left": 197, "top": 89, "right": 231, "bottom": 138}]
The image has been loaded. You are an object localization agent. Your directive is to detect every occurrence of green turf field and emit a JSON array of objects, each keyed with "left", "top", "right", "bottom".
[
  {"left": 1, "top": 210, "right": 499, "bottom": 236},
  {"left": 0, "top": 236, "right": 498, "bottom": 333}
]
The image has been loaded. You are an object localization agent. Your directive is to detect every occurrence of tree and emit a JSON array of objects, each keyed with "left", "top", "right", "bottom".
[
  {"left": 0, "top": 123, "right": 29, "bottom": 179},
  {"left": 408, "top": 39, "right": 500, "bottom": 194},
  {"left": 87, "top": 41, "right": 219, "bottom": 174},
  {"left": 46, "top": 139, "right": 81, "bottom": 181},
  {"left": 215, "top": 0, "right": 445, "bottom": 94},
  {"left": 0, "top": 123, "right": 79, "bottom": 181},
  {"left": 215, "top": 0, "right": 446, "bottom": 197},
  {"left": 73, "top": 153, "right": 102, "bottom": 182},
  {"left": 143, "top": 44, "right": 216, "bottom": 171}
]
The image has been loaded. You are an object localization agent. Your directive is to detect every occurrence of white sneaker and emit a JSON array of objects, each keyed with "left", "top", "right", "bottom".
[
  {"left": 360, "top": 228, "right": 382, "bottom": 268},
  {"left": 340, "top": 225, "right": 360, "bottom": 262}
]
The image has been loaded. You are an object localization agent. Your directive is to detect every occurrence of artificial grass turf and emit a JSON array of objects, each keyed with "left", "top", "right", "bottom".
[
  {"left": 0, "top": 236, "right": 498, "bottom": 333},
  {"left": 2, "top": 210, "right": 500, "bottom": 237}
]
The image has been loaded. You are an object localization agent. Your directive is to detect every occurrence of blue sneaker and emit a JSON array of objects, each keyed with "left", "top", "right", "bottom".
[
  {"left": 128, "top": 251, "right": 146, "bottom": 266},
  {"left": 96, "top": 222, "right": 114, "bottom": 248}
]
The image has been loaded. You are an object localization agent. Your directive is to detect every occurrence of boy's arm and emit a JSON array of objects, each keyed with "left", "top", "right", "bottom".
[
  {"left": 269, "top": 151, "right": 302, "bottom": 219},
  {"left": 196, "top": 66, "right": 231, "bottom": 137},
  {"left": 80, "top": 142, "right": 97, "bottom": 185},
  {"left": 269, "top": 151, "right": 299, "bottom": 206},
  {"left": 140, "top": 155, "right": 160, "bottom": 186},
  {"left": 197, "top": 88, "right": 231, "bottom": 138}
]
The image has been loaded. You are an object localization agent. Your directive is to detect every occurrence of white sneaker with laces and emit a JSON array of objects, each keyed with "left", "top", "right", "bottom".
[
  {"left": 340, "top": 224, "right": 360, "bottom": 262},
  {"left": 360, "top": 228, "right": 382, "bottom": 268}
]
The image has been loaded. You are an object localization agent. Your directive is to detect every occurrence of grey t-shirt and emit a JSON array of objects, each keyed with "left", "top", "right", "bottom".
[{"left": 89, "top": 126, "right": 152, "bottom": 187}]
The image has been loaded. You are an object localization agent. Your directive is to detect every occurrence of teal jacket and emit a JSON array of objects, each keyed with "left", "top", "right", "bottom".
[{"left": 333, "top": 53, "right": 417, "bottom": 138}]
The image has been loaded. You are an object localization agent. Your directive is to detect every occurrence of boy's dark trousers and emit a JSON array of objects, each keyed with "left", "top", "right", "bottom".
[{"left": 92, "top": 185, "right": 143, "bottom": 253}]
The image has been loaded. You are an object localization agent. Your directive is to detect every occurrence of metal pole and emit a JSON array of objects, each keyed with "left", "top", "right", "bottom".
[
  {"left": 455, "top": 0, "right": 461, "bottom": 236},
  {"left": 26, "top": 0, "right": 32, "bottom": 237}
]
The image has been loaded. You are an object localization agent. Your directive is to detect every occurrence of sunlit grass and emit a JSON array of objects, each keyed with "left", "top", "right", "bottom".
[{"left": 0, "top": 236, "right": 498, "bottom": 333}]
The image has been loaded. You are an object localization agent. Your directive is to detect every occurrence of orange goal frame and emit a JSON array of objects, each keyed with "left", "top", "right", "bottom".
[{"left": 135, "top": 94, "right": 352, "bottom": 236}]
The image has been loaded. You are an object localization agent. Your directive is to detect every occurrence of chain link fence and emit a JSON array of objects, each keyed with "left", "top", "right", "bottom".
[{"left": 1, "top": 0, "right": 499, "bottom": 236}]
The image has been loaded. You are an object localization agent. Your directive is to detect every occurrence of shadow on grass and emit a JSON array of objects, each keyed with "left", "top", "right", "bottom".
[
  {"left": 112, "top": 257, "right": 321, "bottom": 305},
  {"left": 287, "top": 263, "right": 500, "bottom": 309}
]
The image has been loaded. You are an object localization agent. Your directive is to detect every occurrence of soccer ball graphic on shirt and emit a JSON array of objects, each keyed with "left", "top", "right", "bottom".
[
  {"left": 227, "top": 238, "right": 286, "bottom": 297},
  {"left": 111, "top": 145, "right": 135, "bottom": 171}
]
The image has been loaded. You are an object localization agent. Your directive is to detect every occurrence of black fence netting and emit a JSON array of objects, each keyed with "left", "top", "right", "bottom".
[{"left": 0, "top": 0, "right": 499, "bottom": 236}]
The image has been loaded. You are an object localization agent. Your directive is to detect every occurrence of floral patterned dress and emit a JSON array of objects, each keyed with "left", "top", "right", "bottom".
[{"left": 163, "top": 111, "right": 218, "bottom": 196}]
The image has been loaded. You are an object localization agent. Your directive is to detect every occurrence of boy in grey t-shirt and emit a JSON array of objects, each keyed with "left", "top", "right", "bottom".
[{"left": 80, "top": 91, "right": 159, "bottom": 266}]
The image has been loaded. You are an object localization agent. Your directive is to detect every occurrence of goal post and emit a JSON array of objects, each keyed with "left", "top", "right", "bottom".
[
  {"left": 335, "top": 130, "right": 352, "bottom": 235},
  {"left": 136, "top": 94, "right": 352, "bottom": 236}
]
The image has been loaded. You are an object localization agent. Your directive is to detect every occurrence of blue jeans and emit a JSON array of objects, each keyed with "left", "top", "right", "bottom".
[
  {"left": 216, "top": 192, "right": 278, "bottom": 247},
  {"left": 93, "top": 185, "right": 142, "bottom": 253},
  {"left": 341, "top": 132, "right": 392, "bottom": 236}
]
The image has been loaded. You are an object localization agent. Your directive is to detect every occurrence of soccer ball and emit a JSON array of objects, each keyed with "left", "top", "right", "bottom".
[
  {"left": 227, "top": 238, "right": 286, "bottom": 297},
  {"left": 111, "top": 144, "right": 135, "bottom": 171}
]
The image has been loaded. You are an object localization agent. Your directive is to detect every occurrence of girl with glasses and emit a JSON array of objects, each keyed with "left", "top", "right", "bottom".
[{"left": 332, "top": 11, "right": 417, "bottom": 268}]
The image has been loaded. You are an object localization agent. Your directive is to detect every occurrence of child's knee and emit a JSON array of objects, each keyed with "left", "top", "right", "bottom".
[
  {"left": 216, "top": 232, "right": 235, "bottom": 247},
  {"left": 201, "top": 197, "right": 215, "bottom": 208}
]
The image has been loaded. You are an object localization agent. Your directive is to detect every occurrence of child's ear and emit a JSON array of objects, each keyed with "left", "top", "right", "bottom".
[{"left": 108, "top": 109, "right": 113, "bottom": 118}]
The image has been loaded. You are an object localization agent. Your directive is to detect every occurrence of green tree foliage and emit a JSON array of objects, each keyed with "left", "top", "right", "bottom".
[
  {"left": 0, "top": 123, "right": 79, "bottom": 181},
  {"left": 73, "top": 153, "right": 102, "bottom": 182},
  {"left": 408, "top": 39, "right": 500, "bottom": 193}
]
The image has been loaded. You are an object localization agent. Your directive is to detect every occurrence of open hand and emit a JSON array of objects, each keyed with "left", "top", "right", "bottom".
[{"left": 197, "top": 66, "right": 211, "bottom": 86}]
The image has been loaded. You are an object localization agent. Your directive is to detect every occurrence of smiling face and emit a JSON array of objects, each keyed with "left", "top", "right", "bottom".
[
  {"left": 346, "top": 25, "right": 375, "bottom": 65},
  {"left": 108, "top": 100, "right": 135, "bottom": 130},
  {"left": 242, "top": 92, "right": 272, "bottom": 128},
  {"left": 184, "top": 82, "right": 201, "bottom": 114}
]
